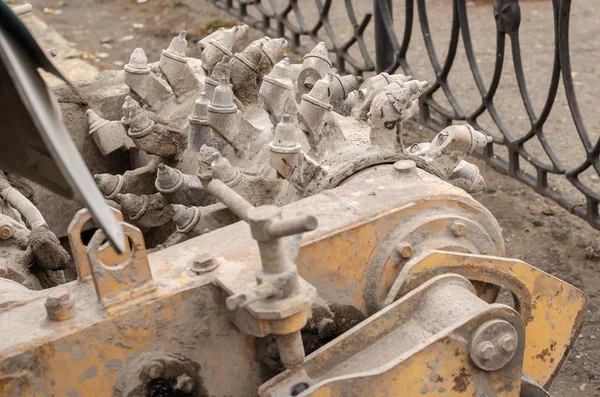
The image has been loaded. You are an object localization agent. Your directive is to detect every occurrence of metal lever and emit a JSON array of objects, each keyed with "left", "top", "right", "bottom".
[
  {"left": 225, "top": 282, "right": 280, "bottom": 310},
  {"left": 205, "top": 178, "right": 253, "bottom": 221},
  {"left": 267, "top": 214, "right": 317, "bottom": 239},
  {"left": 205, "top": 177, "right": 317, "bottom": 368}
]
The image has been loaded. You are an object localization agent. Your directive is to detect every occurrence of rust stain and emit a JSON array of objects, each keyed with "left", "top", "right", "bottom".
[
  {"left": 535, "top": 348, "right": 550, "bottom": 362},
  {"left": 554, "top": 284, "right": 563, "bottom": 296},
  {"left": 451, "top": 367, "right": 471, "bottom": 392},
  {"left": 498, "top": 381, "right": 515, "bottom": 392}
]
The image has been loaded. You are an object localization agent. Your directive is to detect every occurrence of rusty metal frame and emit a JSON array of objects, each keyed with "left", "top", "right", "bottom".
[
  {"left": 208, "top": 0, "right": 600, "bottom": 230},
  {"left": 384, "top": 249, "right": 586, "bottom": 389}
]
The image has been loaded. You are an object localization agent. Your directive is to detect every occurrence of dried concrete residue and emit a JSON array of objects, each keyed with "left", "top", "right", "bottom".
[{"left": 29, "top": 225, "right": 70, "bottom": 271}]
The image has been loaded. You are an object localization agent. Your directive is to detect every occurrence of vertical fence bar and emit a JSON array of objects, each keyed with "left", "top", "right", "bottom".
[{"left": 374, "top": 0, "right": 394, "bottom": 73}]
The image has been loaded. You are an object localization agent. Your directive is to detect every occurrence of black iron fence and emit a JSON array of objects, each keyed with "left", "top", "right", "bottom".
[{"left": 209, "top": 0, "right": 600, "bottom": 230}]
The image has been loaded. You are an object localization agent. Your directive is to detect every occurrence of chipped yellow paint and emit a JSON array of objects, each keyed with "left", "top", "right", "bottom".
[
  {"left": 396, "top": 250, "right": 586, "bottom": 388},
  {"left": 297, "top": 199, "right": 502, "bottom": 313},
  {"left": 306, "top": 337, "right": 522, "bottom": 397},
  {"left": 259, "top": 277, "right": 526, "bottom": 397},
  {"left": 0, "top": 285, "right": 263, "bottom": 396}
]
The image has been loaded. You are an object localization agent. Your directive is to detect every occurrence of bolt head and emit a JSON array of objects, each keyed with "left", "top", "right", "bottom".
[
  {"left": 450, "top": 220, "right": 466, "bottom": 237},
  {"left": 395, "top": 242, "right": 413, "bottom": 259},
  {"left": 44, "top": 289, "right": 74, "bottom": 322},
  {"left": 393, "top": 160, "right": 416, "bottom": 174},
  {"left": 499, "top": 334, "right": 517, "bottom": 353},
  {"left": 477, "top": 341, "right": 497, "bottom": 361},
  {"left": 0, "top": 225, "right": 13, "bottom": 239},
  {"left": 190, "top": 253, "right": 218, "bottom": 274}
]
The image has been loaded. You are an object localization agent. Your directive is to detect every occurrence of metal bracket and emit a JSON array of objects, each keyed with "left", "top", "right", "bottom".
[
  {"left": 67, "top": 207, "right": 128, "bottom": 280},
  {"left": 384, "top": 249, "right": 586, "bottom": 389},
  {"left": 85, "top": 221, "right": 156, "bottom": 309},
  {"left": 259, "top": 274, "right": 525, "bottom": 397}
]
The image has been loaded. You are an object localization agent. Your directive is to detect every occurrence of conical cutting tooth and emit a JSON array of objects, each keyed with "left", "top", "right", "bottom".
[
  {"left": 230, "top": 42, "right": 263, "bottom": 105},
  {"left": 114, "top": 193, "right": 174, "bottom": 228},
  {"left": 94, "top": 173, "right": 123, "bottom": 199},
  {"left": 124, "top": 47, "right": 173, "bottom": 111},
  {"left": 87, "top": 109, "right": 133, "bottom": 155},
  {"left": 171, "top": 204, "right": 201, "bottom": 233},
  {"left": 122, "top": 96, "right": 154, "bottom": 137},
  {"left": 298, "top": 42, "right": 332, "bottom": 96},
  {"left": 125, "top": 47, "right": 151, "bottom": 73},
  {"left": 159, "top": 31, "right": 201, "bottom": 99},
  {"left": 155, "top": 163, "right": 183, "bottom": 193},
  {"left": 211, "top": 154, "right": 241, "bottom": 186},
  {"left": 165, "top": 30, "right": 188, "bottom": 58}
]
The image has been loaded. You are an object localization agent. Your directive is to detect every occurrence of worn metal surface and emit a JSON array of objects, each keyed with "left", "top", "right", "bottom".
[
  {"left": 0, "top": 156, "right": 582, "bottom": 396},
  {"left": 385, "top": 249, "right": 586, "bottom": 389},
  {"left": 0, "top": 156, "right": 521, "bottom": 396},
  {"left": 210, "top": 0, "right": 600, "bottom": 231},
  {"left": 260, "top": 275, "right": 525, "bottom": 396},
  {"left": 204, "top": 179, "right": 316, "bottom": 369},
  {"left": 297, "top": 162, "right": 504, "bottom": 314}
]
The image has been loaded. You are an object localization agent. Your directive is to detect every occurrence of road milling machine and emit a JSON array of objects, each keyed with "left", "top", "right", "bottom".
[{"left": 0, "top": 10, "right": 585, "bottom": 397}]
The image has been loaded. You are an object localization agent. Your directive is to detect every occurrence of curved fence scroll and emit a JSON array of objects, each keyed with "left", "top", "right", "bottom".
[{"left": 209, "top": 0, "right": 600, "bottom": 230}]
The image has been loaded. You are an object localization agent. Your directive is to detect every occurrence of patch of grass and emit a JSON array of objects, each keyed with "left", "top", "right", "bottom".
[{"left": 199, "top": 18, "right": 239, "bottom": 36}]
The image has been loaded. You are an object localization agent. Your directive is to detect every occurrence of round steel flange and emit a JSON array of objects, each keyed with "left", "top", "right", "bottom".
[{"left": 469, "top": 319, "right": 518, "bottom": 372}]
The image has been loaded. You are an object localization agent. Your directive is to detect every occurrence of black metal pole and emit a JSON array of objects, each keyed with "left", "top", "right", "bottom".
[{"left": 374, "top": 0, "right": 394, "bottom": 73}]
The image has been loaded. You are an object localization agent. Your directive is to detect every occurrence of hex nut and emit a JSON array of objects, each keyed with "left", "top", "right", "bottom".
[
  {"left": 476, "top": 341, "right": 497, "bottom": 361},
  {"left": 499, "top": 334, "right": 517, "bottom": 353},
  {"left": 189, "top": 253, "right": 218, "bottom": 274},
  {"left": 450, "top": 220, "right": 466, "bottom": 237}
]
